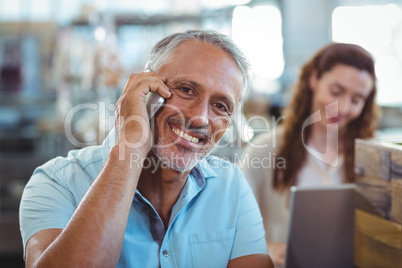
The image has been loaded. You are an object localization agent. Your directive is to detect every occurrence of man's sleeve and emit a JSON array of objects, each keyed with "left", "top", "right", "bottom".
[
  {"left": 19, "top": 169, "right": 76, "bottom": 257},
  {"left": 230, "top": 168, "right": 269, "bottom": 259}
]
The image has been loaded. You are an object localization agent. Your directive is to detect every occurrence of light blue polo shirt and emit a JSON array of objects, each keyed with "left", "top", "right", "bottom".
[{"left": 19, "top": 131, "right": 268, "bottom": 267}]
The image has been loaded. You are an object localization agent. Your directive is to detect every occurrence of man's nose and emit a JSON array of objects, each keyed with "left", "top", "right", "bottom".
[{"left": 187, "top": 100, "right": 209, "bottom": 128}]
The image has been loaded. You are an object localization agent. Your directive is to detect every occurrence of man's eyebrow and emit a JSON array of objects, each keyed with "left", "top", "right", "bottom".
[{"left": 168, "top": 79, "right": 202, "bottom": 90}]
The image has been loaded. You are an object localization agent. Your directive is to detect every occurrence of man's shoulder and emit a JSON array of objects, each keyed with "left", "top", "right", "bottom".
[{"left": 36, "top": 145, "right": 109, "bottom": 181}]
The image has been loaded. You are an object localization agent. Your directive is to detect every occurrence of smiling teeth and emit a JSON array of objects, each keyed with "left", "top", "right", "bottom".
[{"left": 172, "top": 126, "right": 199, "bottom": 143}]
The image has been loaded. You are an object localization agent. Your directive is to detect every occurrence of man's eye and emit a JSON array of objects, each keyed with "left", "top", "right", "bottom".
[
  {"left": 215, "top": 103, "right": 228, "bottom": 112},
  {"left": 180, "top": 87, "right": 192, "bottom": 94}
]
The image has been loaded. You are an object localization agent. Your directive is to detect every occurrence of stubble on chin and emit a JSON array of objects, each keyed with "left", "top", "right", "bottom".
[{"left": 151, "top": 138, "right": 214, "bottom": 172}]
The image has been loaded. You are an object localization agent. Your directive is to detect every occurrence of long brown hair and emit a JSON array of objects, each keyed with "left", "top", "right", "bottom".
[{"left": 273, "top": 43, "right": 379, "bottom": 191}]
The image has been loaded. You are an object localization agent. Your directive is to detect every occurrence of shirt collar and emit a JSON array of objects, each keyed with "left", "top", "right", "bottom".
[{"left": 194, "top": 156, "right": 218, "bottom": 180}]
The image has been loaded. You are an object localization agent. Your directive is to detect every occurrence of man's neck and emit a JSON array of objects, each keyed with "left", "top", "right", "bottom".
[{"left": 137, "top": 153, "right": 191, "bottom": 230}]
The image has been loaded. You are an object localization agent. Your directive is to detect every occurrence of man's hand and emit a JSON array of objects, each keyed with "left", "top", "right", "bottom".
[{"left": 115, "top": 72, "right": 171, "bottom": 156}]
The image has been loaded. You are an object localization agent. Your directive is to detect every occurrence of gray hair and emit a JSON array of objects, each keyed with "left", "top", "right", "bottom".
[{"left": 144, "top": 29, "right": 250, "bottom": 103}]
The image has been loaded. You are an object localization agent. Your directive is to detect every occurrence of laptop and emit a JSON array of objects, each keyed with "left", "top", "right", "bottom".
[{"left": 284, "top": 184, "right": 355, "bottom": 268}]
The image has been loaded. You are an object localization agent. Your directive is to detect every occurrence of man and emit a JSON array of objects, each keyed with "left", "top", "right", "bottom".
[{"left": 20, "top": 30, "right": 273, "bottom": 267}]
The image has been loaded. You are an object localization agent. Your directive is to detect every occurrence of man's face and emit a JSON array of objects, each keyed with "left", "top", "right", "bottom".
[{"left": 151, "top": 40, "right": 243, "bottom": 171}]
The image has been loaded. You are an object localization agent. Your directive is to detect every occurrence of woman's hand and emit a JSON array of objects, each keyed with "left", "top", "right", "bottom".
[{"left": 267, "top": 242, "right": 286, "bottom": 266}]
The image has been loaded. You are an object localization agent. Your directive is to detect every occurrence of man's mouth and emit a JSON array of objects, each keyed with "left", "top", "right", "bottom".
[
  {"left": 172, "top": 126, "right": 199, "bottom": 143},
  {"left": 170, "top": 124, "right": 205, "bottom": 144}
]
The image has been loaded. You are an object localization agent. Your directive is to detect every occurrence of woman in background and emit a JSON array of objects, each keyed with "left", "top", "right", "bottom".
[{"left": 242, "top": 43, "right": 379, "bottom": 267}]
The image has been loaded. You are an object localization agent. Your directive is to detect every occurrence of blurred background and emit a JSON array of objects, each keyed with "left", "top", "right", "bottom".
[{"left": 1, "top": 0, "right": 402, "bottom": 266}]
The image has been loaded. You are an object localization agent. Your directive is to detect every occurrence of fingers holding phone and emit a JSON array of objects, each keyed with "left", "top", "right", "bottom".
[
  {"left": 146, "top": 92, "right": 164, "bottom": 119},
  {"left": 115, "top": 72, "right": 171, "bottom": 155}
]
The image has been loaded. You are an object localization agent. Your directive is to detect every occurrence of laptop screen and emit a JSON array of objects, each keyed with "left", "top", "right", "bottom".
[{"left": 284, "top": 184, "right": 355, "bottom": 268}]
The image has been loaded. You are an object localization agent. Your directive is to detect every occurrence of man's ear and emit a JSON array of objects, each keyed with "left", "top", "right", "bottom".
[{"left": 309, "top": 70, "right": 318, "bottom": 92}]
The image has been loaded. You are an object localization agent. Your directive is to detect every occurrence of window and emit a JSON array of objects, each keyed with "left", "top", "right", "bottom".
[
  {"left": 0, "top": 0, "right": 21, "bottom": 21},
  {"left": 332, "top": 4, "right": 402, "bottom": 106},
  {"left": 232, "top": 5, "right": 284, "bottom": 94}
]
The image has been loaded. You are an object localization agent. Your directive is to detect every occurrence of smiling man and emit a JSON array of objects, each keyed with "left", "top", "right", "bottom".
[{"left": 19, "top": 30, "right": 272, "bottom": 268}]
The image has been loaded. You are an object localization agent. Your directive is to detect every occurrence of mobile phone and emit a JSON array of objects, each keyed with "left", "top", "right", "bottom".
[{"left": 145, "top": 92, "right": 164, "bottom": 119}]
